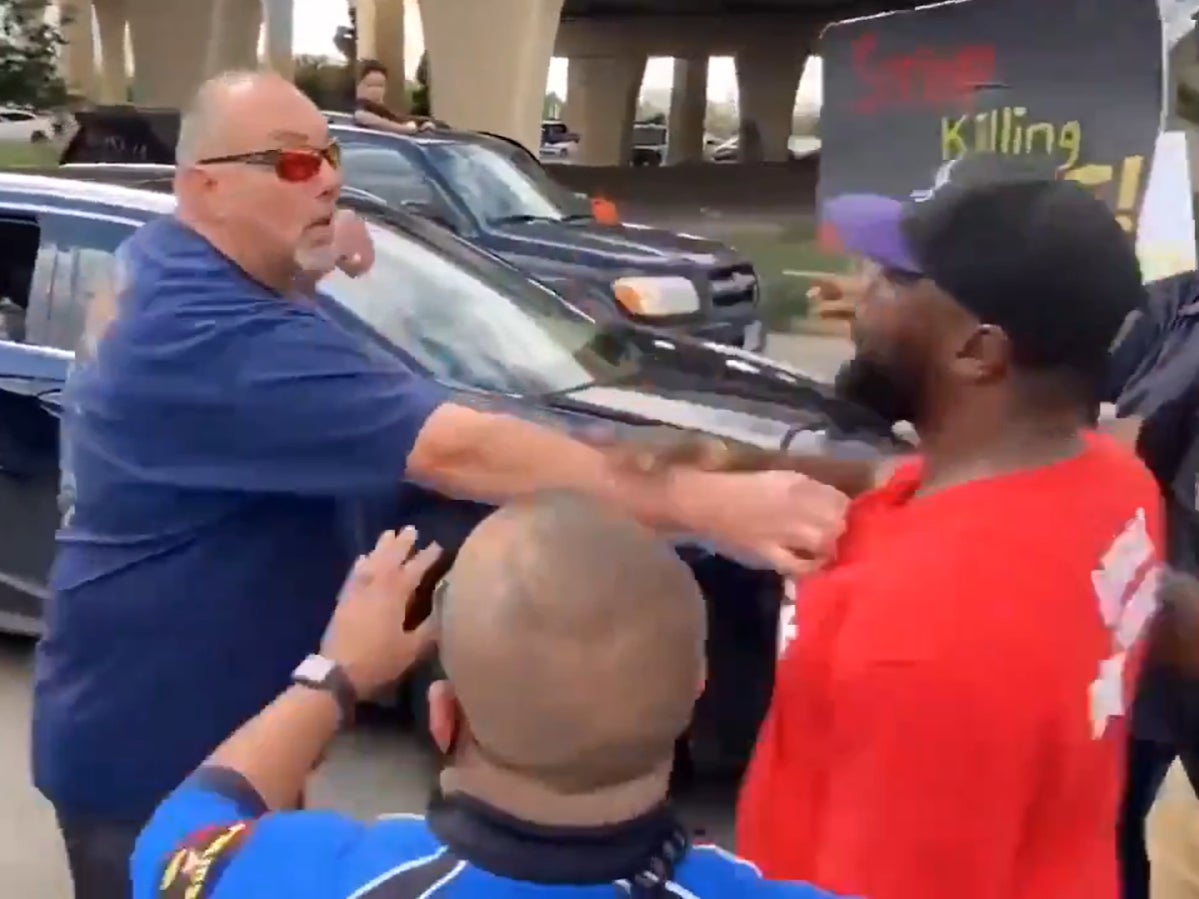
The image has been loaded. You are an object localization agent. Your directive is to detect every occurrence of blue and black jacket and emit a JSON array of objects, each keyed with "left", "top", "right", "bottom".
[
  {"left": 1109, "top": 271, "right": 1199, "bottom": 786},
  {"left": 133, "top": 767, "right": 846, "bottom": 899}
]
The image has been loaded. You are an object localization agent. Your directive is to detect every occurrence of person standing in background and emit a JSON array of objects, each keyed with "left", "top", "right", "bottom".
[{"left": 352, "top": 59, "right": 435, "bottom": 134}]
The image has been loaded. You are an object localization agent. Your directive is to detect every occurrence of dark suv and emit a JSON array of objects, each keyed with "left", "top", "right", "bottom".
[{"left": 60, "top": 107, "right": 767, "bottom": 351}]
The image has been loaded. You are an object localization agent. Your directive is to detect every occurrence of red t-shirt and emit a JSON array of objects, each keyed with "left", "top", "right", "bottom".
[{"left": 737, "top": 433, "right": 1164, "bottom": 899}]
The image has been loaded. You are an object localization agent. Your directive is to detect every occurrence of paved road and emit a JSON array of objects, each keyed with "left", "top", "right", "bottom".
[
  {"left": 0, "top": 333, "right": 854, "bottom": 897},
  {"left": 0, "top": 635, "right": 740, "bottom": 898}
]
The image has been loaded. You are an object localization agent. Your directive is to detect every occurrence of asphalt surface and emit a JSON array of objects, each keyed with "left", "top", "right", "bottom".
[{"left": 0, "top": 333, "right": 851, "bottom": 898}]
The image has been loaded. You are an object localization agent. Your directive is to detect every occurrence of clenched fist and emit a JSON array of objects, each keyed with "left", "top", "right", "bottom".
[
  {"left": 331, "top": 209, "right": 376, "bottom": 278},
  {"left": 675, "top": 469, "right": 849, "bottom": 576}
]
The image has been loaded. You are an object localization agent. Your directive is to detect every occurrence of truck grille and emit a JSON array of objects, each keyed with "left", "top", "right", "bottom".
[{"left": 709, "top": 265, "right": 758, "bottom": 307}]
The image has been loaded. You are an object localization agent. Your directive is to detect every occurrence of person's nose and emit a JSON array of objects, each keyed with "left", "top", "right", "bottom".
[{"left": 317, "top": 156, "right": 342, "bottom": 200}]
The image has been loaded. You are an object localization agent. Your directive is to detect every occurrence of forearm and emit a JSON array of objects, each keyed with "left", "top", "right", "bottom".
[
  {"left": 354, "top": 110, "right": 416, "bottom": 133},
  {"left": 718, "top": 445, "right": 885, "bottom": 497},
  {"left": 408, "top": 406, "right": 701, "bottom": 530},
  {"left": 204, "top": 686, "right": 341, "bottom": 811}
]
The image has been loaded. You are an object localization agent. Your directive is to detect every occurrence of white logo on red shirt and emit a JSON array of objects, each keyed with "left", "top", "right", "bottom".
[
  {"left": 1088, "top": 508, "right": 1159, "bottom": 739},
  {"left": 777, "top": 578, "right": 799, "bottom": 660}
]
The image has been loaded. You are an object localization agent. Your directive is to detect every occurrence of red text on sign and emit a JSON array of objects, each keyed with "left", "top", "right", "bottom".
[{"left": 850, "top": 32, "right": 997, "bottom": 115}]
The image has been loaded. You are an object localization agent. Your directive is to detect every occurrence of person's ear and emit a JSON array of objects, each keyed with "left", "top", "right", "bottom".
[
  {"left": 427, "top": 679, "right": 458, "bottom": 753},
  {"left": 695, "top": 660, "right": 708, "bottom": 699},
  {"left": 951, "top": 323, "right": 1010, "bottom": 383}
]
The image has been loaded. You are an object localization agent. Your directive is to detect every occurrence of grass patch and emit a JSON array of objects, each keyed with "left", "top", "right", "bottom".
[
  {"left": 0, "top": 141, "right": 60, "bottom": 167},
  {"left": 720, "top": 225, "right": 851, "bottom": 332}
]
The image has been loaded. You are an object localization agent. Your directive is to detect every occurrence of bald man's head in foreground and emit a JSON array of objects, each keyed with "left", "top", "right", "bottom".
[
  {"left": 429, "top": 493, "right": 707, "bottom": 798},
  {"left": 173, "top": 70, "right": 342, "bottom": 284}
]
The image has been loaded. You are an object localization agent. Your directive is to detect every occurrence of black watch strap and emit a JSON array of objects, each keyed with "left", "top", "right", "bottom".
[{"left": 292, "top": 655, "right": 358, "bottom": 726}]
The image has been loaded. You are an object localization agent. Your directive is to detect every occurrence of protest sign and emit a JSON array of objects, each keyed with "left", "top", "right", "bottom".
[{"left": 818, "top": 0, "right": 1165, "bottom": 236}]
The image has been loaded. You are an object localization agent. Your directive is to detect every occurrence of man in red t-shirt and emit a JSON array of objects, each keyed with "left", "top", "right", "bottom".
[{"left": 736, "top": 174, "right": 1165, "bottom": 899}]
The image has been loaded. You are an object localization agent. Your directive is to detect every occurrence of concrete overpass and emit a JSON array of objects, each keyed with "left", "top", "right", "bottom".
[{"left": 55, "top": 0, "right": 916, "bottom": 161}]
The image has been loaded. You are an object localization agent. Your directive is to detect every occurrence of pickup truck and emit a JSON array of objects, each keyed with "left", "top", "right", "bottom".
[{"left": 59, "top": 106, "right": 767, "bottom": 351}]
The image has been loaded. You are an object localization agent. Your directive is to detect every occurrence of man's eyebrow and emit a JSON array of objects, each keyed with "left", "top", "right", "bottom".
[{"left": 267, "top": 130, "right": 314, "bottom": 145}]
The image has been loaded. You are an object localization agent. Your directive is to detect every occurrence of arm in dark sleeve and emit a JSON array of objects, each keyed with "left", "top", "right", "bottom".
[
  {"left": 120, "top": 308, "right": 446, "bottom": 496},
  {"left": 816, "top": 660, "right": 1037, "bottom": 899},
  {"left": 1130, "top": 426, "right": 1199, "bottom": 772},
  {"left": 1106, "top": 273, "right": 1195, "bottom": 403},
  {"left": 132, "top": 766, "right": 362, "bottom": 899}
]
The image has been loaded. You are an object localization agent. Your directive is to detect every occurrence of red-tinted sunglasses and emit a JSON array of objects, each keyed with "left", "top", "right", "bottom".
[{"left": 196, "top": 140, "right": 341, "bottom": 183}]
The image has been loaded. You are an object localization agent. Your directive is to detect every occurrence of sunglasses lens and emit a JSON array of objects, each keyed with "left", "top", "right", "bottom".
[{"left": 274, "top": 150, "right": 323, "bottom": 182}]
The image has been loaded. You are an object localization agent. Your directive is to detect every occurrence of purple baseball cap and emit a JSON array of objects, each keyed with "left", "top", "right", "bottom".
[{"left": 821, "top": 193, "right": 924, "bottom": 275}]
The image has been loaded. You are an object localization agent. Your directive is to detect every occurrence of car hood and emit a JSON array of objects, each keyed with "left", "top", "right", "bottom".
[
  {"left": 538, "top": 329, "right": 902, "bottom": 455},
  {"left": 492, "top": 219, "right": 748, "bottom": 271}
]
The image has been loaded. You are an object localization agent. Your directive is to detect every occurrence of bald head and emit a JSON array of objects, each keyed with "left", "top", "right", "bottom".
[
  {"left": 177, "top": 70, "right": 320, "bottom": 165},
  {"left": 438, "top": 493, "right": 706, "bottom": 792}
]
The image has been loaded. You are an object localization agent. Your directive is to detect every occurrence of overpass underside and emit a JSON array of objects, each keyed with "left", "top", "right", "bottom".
[{"left": 59, "top": 0, "right": 910, "bottom": 159}]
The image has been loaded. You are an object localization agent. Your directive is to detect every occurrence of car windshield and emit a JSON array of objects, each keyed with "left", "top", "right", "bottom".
[
  {"left": 425, "top": 140, "right": 583, "bottom": 223},
  {"left": 323, "top": 218, "right": 639, "bottom": 395}
]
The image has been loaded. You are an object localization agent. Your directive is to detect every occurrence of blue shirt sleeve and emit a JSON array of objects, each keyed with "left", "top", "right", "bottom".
[
  {"left": 93, "top": 297, "right": 446, "bottom": 497},
  {"left": 133, "top": 767, "right": 364, "bottom": 899}
]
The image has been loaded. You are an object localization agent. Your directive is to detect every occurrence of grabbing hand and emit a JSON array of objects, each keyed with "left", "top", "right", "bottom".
[
  {"left": 332, "top": 210, "right": 375, "bottom": 278},
  {"left": 680, "top": 469, "right": 849, "bottom": 576},
  {"left": 807, "top": 273, "right": 866, "bottom": 321},
  {"left": 321, "top": 528, "right": 441, "bottom": 696}
]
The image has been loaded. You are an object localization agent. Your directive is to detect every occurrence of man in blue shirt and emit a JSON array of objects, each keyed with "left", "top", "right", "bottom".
[
  {"left": 34, "top": 71, "right": 847, "bottom": 899},
  {"left": 133, "top": 496, "right": 844, "bottom": 899}
]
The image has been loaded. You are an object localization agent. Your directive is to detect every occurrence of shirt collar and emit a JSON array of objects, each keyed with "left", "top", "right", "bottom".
[{"left": 426, "top": 790, "right": 689, "bottom": 886}]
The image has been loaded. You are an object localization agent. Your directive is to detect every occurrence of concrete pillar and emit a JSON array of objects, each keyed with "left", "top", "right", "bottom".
[
  {"left": 126, "top": 0, "right": 214, "bottom": 106},
  {"left": 59, "top": 0, "right": 98, "bottom": 100},
  {"left": 735, "top": 46, "right": 807, "bottom": 162},
  {"left": 92, "top": 0, "right": 127, "bottom": 103},
  {"left": 205, "top": 0, "right": 262, "bottom": 76},
  {"left": 418, "top": 0, "right": 564, "bottom": 152},
  {"left": 261, "top": 0, "right": 293, "bottom": 79},
  {"left": 666, "top": 56, "right": 707, "bottom": 164},
  {"left": 356, "top": 0, "right": 405, "bottom": 109},
  {"left": 564, "top": 55, "right": 646, "bottom": 166}
]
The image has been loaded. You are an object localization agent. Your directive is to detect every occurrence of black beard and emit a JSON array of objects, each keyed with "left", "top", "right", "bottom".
[{"left": 834, "top": 354, "right": 921, "bottom": 426}]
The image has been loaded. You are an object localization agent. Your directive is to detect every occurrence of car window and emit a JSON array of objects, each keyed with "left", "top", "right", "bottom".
[
  {"left": 38, "top": 214, "right": 138, "bottom": 351},
  {"left": 8, "top": 112, "right": 33, "bottom": 123},
  {"left": 633, "top": 125, "right": 667, "bottom": 147},
  {"left": 340, "top": 145, "right": 437, "bottom": 210},
  {"left": 323, "top": 219, "right": 638, "bottom": 395},
  {"left": 425, "top": 142, "right": 567, "bottom": 223}
]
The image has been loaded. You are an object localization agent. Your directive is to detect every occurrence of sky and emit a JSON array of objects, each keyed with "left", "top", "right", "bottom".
[{"left": 291, "top": 0, "right": 823, "bottom": 107}]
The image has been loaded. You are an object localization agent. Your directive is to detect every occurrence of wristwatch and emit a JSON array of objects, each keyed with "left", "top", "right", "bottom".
[{"left": 291, "top": 654, "right": 358, "bottom": 726}]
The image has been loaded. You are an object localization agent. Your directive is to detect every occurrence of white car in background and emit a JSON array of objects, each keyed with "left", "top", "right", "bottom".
[{"left": 0, "top": 108, "right": 54, "bottom": 143}]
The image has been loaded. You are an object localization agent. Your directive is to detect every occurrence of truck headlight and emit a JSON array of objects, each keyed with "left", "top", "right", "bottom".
[{"left": 612, "top": 276, "right": 700, "bottom": 316}]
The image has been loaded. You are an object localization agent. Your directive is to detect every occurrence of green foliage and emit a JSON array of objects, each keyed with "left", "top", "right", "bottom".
[
  {"left": 410, "top": 52, "right": 430, "bottom": 117},
  {"left": 294, "top": 55, "right": 353, "bottom": 111},
  {"left": 0, "top": 0, "right": 68, "bottom": 108}
]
